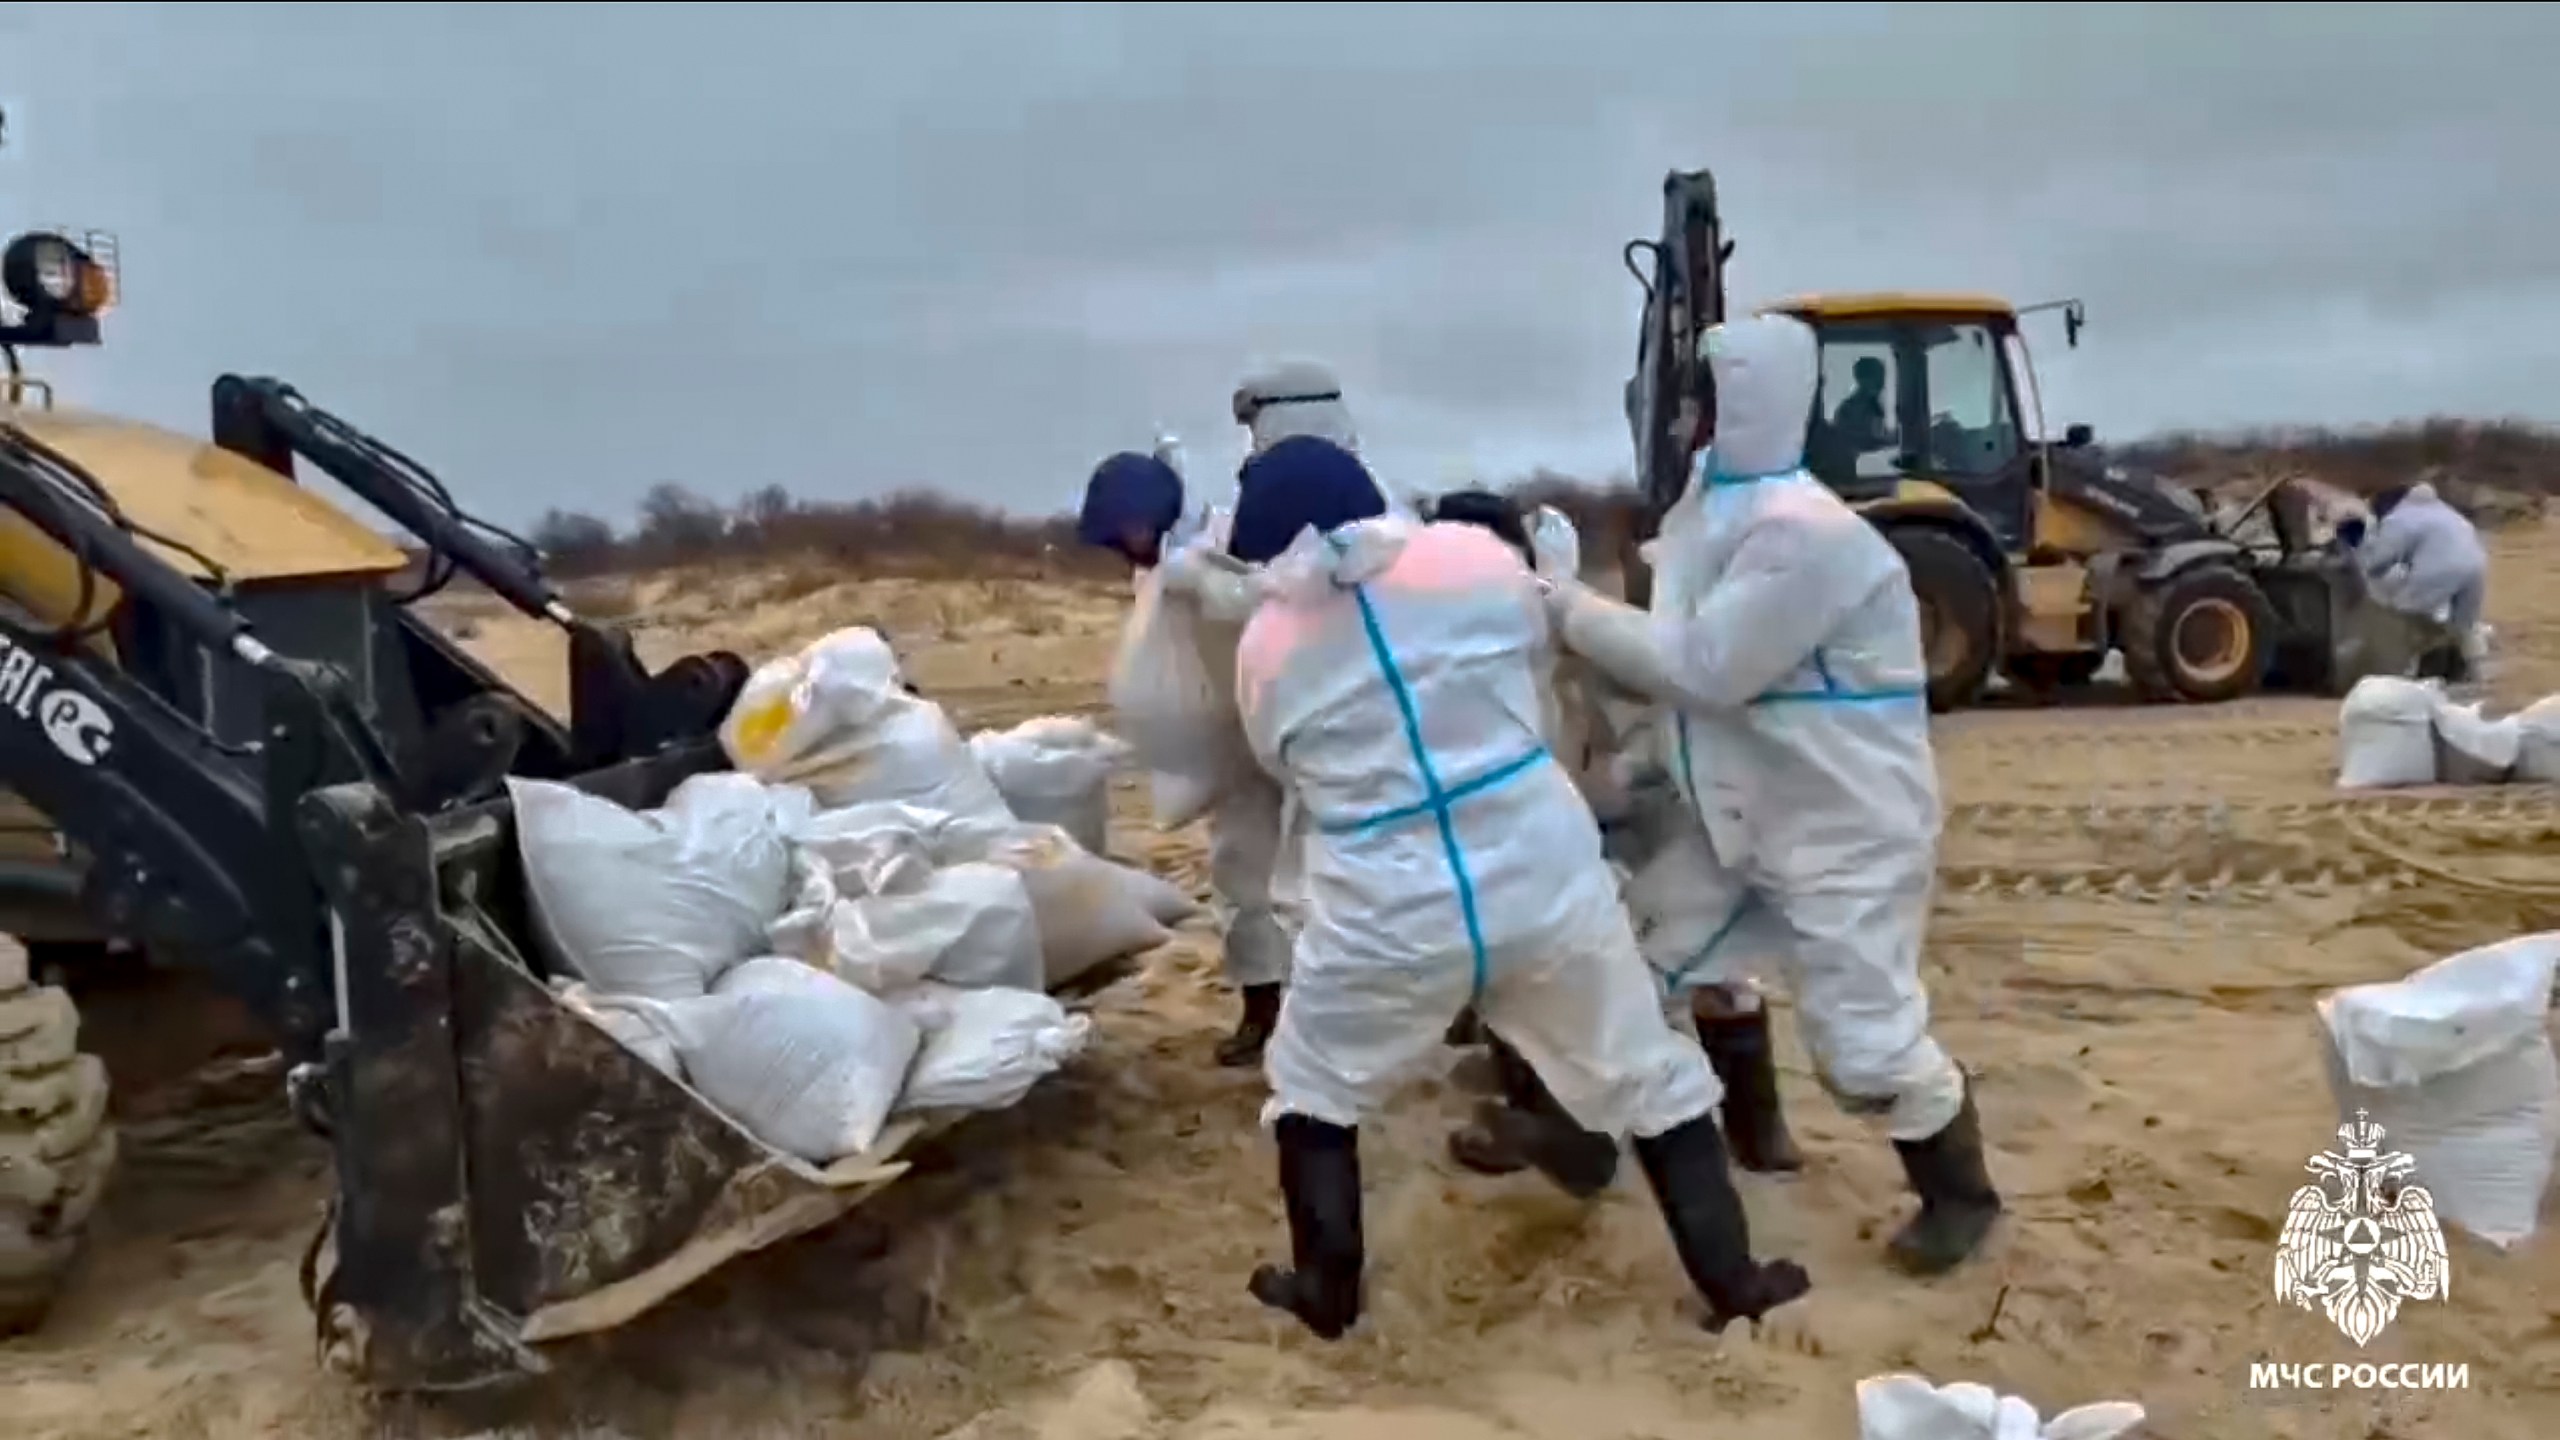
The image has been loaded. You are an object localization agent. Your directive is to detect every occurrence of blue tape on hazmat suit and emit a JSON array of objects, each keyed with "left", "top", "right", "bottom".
[
  {"left": 1549, "top": 313, "right": 1967, "bottom": 1141},
  {"left": 1236, "top": 507, "right": 1720, "bottom": 1137}
]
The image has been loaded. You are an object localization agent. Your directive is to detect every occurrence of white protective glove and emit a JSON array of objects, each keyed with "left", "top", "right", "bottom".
[
  {"left": 1160, "top": 514, "right": 1266, "bottom": 627},
  {"left": 1527, "top": 504, "right": 1582, "bottom": 583}
]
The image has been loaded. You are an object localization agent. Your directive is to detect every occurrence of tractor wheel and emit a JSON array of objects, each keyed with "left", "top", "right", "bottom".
[
  {"left": 1888, "top": 527, "right": 2002, "bottom": 712},
  {"left": 2122, "top": 564, "right": 2275, "bottom": 704},
  {"left": 0, "top": 936, "right": 115, "bottom": 1335}
]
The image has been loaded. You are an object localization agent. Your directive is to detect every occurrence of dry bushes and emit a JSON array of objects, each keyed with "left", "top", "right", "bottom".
[
  {"left": 529, "top": 482, "right": 1114, "bottom": 583},
  {"left": 2110, "top": 417, "right": 2559, "bottom": 526},
  {"left": 513, "top": 420, "right": 2560, "bottom": 585}
]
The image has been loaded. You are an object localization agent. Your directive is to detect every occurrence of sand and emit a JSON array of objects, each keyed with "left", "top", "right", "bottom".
[{"left": 7, "top": 528, "right": 2560, "bottom": 1439}]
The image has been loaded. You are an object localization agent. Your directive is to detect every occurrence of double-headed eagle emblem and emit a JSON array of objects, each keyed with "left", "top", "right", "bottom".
[{"left": 2272, "top": 1110, "right": 2450, "bottom": 1346}]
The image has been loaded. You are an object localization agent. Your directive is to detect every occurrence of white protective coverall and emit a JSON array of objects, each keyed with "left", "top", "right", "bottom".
[
  {"left": 1548, "top": 313, "right": 1968, "bottom": 1142},
  {"left": 2358, "top": 482, "right": 2489, "bottom": 643},
  {"left": 1235, "top": 514, "right": 1721, "bottom": 1137},
  {"left": 1151, "top": 507, "right": 1298, "bottom": 991},
  {"left": 1187, "top": 360, "right": 1364, "bottom": 994}
]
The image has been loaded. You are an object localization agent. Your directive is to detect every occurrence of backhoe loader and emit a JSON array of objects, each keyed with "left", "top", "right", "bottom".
[
  {"left": 0, "top": 219, "right": 952, "bottom": 1391},
  {"left": 1621, "top": 167, "right": 2394, "bottom": 710}
]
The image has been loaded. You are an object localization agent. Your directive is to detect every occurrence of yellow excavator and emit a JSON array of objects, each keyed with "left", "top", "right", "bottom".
[
  {"left": 0, "top": 139, "right": 962, "bottom": 1389},
  {"left": 1622, "top": 167, "right": 2394, "bottom": 710}
]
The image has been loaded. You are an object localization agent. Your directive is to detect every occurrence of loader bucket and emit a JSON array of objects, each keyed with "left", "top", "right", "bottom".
[
  {"left": 292, "top": 744, "right": 923, "bottom": 1392},
  {"left": 2257, "top": 551, "right": 2445, "bottom": 696}
]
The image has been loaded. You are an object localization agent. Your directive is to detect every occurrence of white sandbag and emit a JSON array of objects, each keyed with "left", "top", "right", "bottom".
[
  {"left": 722, "top": 626, "right": 1014, "bottom": 823},
  {"left": 2318, "top": 933, "right": 2560, "bottom": 1247},
  {"left": 787, "top": 802, "right": 1192, "bottom": 985},
  {"left": 936, "top": 821, "right": 1191, "bottom": 987},
  {"left": 1857, "top": 1374, "right": 2145, "bottom": 1440},
  {"left": 720, "top": 626, "right": 907, "bottom": 776},
  {"left": 555, "top": 981, "right": 685, "bottom": 1079},
  {"left": 2336, "top": 676, "right": 2441, "bottom": 790},
  {"left": 653, "top": 957, "right": 922, "bottom": 1162},
  {"left": 889, "top": 981, "right": 1093, "bottom": 1113},
  {"left": 2433, "top": 700, "right": 2521, "bottom": 786},
  {"left": 2514, "top": 695, "right": 2560, "bottom": 784},
  {"left": 968, "top": 716, "right": 1132, "bottom": 855},
  {"left": 509, "top": 774, "right": 794, "bottom": 1000},
  {"left": 1109, "top": 568, "right": 1253, "bottom": 828},
  {"left": 776, "top": 861, "right": 1043, "bottom": 994}
]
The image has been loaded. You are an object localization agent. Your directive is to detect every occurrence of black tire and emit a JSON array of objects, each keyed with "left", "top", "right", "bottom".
[
  {"left": 2121, "top": 564, "right": 2275, "bottom": 704},
  {"left": 0, "top": 936, "right": 114, "bottom": 1336},
  {"left": 1886, "top": 526, "right": 2002, "bottom": 713}
]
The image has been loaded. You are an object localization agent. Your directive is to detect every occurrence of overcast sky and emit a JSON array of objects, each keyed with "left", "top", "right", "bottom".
[{"left": 3, "top": 3, "right": 2553, "bottom": 527}]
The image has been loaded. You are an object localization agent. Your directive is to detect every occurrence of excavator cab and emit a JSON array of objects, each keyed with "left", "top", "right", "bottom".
[{"left": 1624, "top": 166, "right": 2382, "bottom": 710}]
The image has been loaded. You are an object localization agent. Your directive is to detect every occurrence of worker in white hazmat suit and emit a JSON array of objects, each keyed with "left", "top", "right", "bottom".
[
  {"left": 2343, "top": 480, "right": 2490, "bottom": 678},
  {"left": 1536, "top": 312, "right": 2001, "bottom": 1277},
  {"left": 1131, "top": 357, "right": 1363, "bottom": 1064},
  {"left": 1412, "top": 490, "right": 1803, "bottom": 1187},
  {"left": 1227, "top": 435, "right": 1811, "bottom": 1340},
  {"left": 1078, "top": 446, "right": 1293, "bottom": 1064}
]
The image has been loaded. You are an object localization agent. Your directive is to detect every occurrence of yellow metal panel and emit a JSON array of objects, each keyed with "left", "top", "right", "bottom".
[
  {"left": 1762, "top": 292, "right": 2018, "bottom": 320},
  {"left": 2030, "top": 489, "right": 2140, "bottom": 560},
  {"left": 1, "top": 406, "right": 410, "bottom": 584}
]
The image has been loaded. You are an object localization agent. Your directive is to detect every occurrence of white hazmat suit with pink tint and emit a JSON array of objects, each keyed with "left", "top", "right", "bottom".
[{"left": 1233, "top": 514, "right": 1720, "bottom": 1139}]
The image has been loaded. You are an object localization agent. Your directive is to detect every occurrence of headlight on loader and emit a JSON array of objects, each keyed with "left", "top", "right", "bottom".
[{"left": 3, "top": 230, "right": 114, "bottom": 318}]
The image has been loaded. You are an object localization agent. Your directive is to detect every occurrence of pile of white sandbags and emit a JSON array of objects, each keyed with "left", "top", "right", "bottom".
[
  {"left": 508, "top": 626, "right": 1196, "bottom": 1166},
  {"left": 2335, "top": 676, "right": 2560, "bottom": 789},
  {"left": 2316, "top": 932, "right": 2560, "bottom": 1248},
  {"left": 1857, "top": 1374, "right": 2143, "bottom": 1440}
]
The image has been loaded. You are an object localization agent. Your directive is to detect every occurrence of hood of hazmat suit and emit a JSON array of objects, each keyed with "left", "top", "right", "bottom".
[
  {"left": 2356, "top": 480, "right": 2488, "bottom": 621},
  {"left": 1235, "top": 482, "right": 1720, "bottom": 1139},
  {"left": 1548, "top": 312, "right": 1962, "bottom": 1140},
  {"left": 1236, "top": 359, "right": 1360, "bottom": 457}
]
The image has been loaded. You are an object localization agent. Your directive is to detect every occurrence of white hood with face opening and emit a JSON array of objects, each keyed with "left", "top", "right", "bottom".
[
  {"left": 1703, "top": 313, "right": 1818, "bottom": 479},
  {"left": 1238, "top": 359, "right": 1359, "bottom": 456}
]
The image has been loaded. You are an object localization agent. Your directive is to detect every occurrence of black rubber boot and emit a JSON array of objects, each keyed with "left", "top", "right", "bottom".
[
  {"left": 1216, "top": 984, "right": 1284, "bottom": 1068},
  {"left": 1695, "top": 1009, "right": 1804, "bottom": 1174},
  {"left": 1632, "top": 1114, "right": 1813, "bottom": 1332},
  {"left": 1447, "top": 1036, "right": 1621, "bottom": 1197},
  {"left": 1887, "top": 1087, "right": 2002, "bottom": 1276},
  {"left": 1249, "top": 1116, "right": 1365, "bottom": 1339}
]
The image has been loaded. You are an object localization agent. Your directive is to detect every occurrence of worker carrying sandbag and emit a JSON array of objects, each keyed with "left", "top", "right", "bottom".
[
  {"left": 1533, "top": 312, "right": 2002, "bottom": 1277},
  {"left": 1226, "top": 435, "right": 1809, "bottom": 1341},
  {"left": 1081, "top": 445, "right": 1296, "bottom": 1065},
  {"left": 2341, "top": 480, "right": 2491, "bottom": 681}
]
